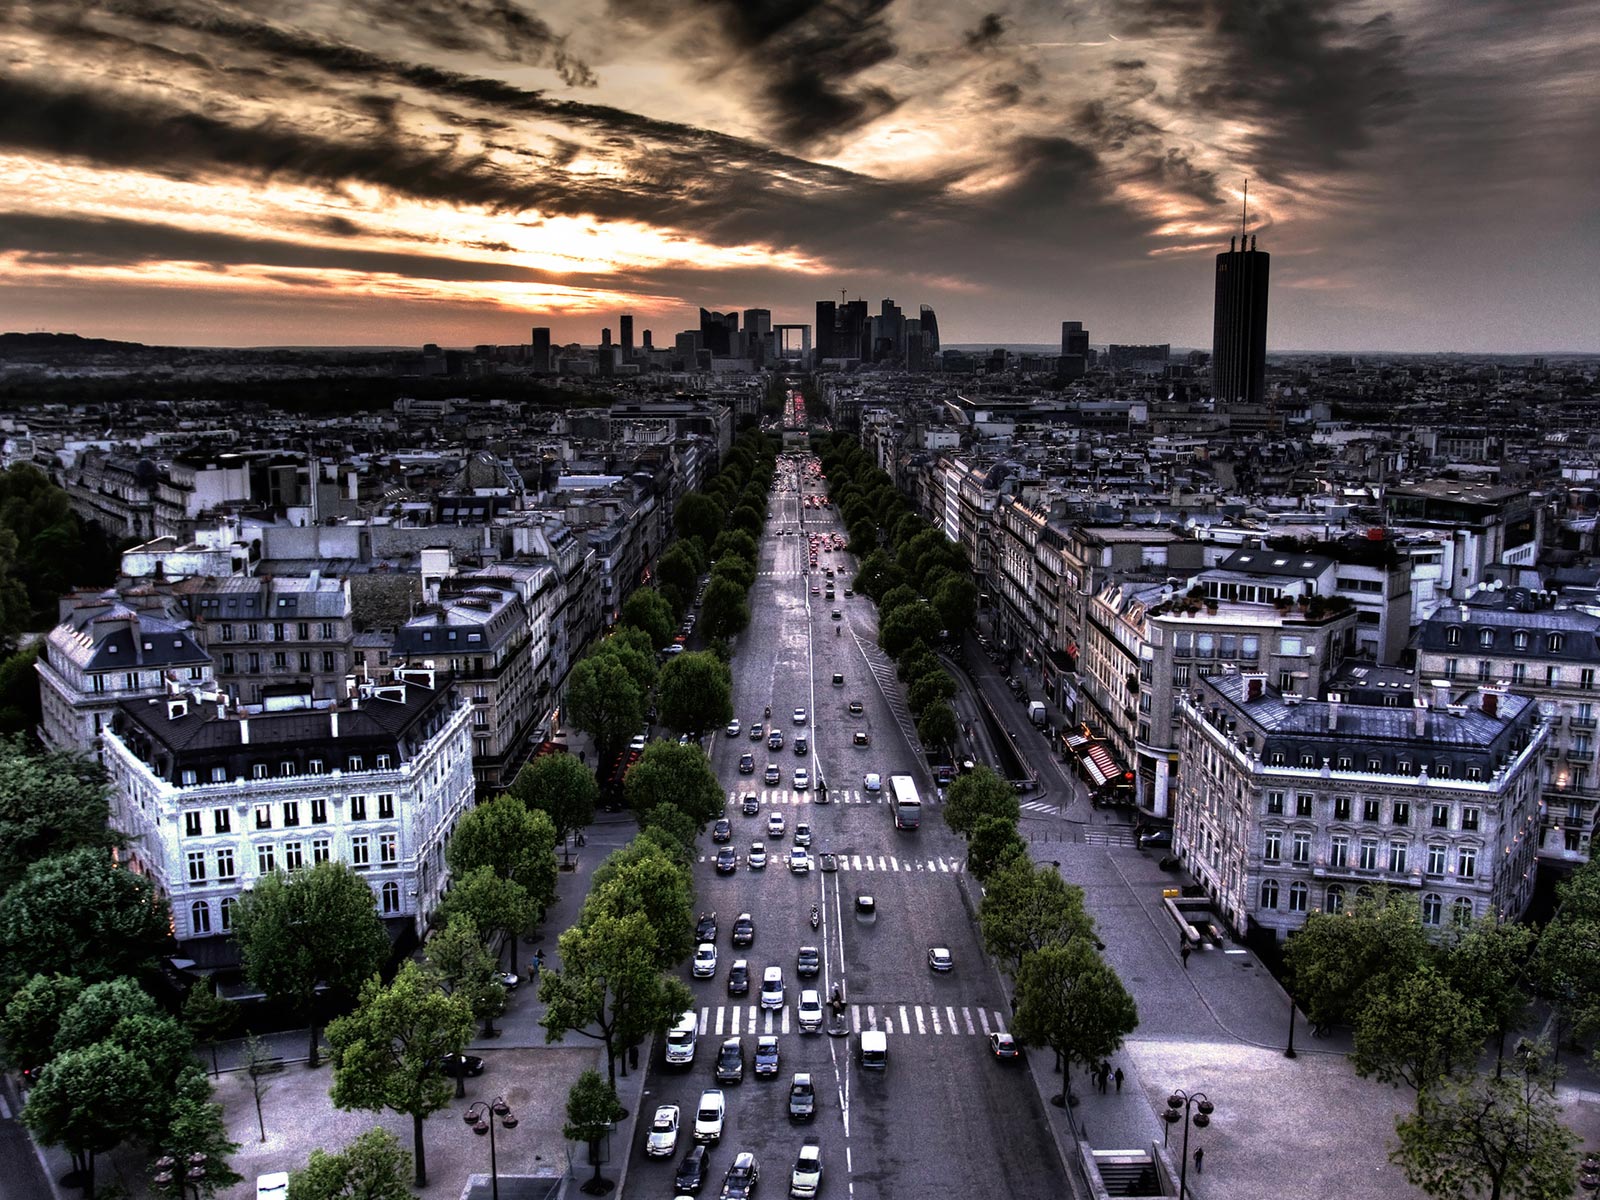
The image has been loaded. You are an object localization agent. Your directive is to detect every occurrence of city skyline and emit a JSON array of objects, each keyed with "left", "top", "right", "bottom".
[{"left": 0, "top": 1, "right": 1596, "bottom": 352}]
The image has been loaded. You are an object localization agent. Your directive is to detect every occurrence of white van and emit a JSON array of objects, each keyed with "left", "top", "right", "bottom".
[
  {"left": 665, "top": 1009, "right": 698, "bottom": 1066},
  {"left": 860, "top": 1029, "right": 887, "bottom": 1070}
]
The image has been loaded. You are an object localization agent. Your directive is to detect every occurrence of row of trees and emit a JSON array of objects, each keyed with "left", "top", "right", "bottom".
[
  {"left": 812, "top": 432, "right": 976, "bottom": 752},
  {"left": 1282, "top": 878, "right": 1600, "bottom": 1198},
  {"left": 939, "top": 764, "right": 1140, "bottom": 1101}
]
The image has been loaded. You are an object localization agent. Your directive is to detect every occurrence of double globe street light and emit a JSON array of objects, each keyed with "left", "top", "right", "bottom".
[
  {"left": 1163, "top": 1090, "right": 1215, "bottom": 1200},
  {"left": 464, "top": 1097, "right": 519, "bottom": 1200}
]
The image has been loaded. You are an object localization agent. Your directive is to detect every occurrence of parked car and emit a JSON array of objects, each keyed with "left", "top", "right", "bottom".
[
  {"left": 831, "top": 672, "right": 844, "bottom": 686},
  {"left": 853, "top": 731, "right": 870, "bottom": 746},
  {"left": 645, "top": 1104, "right": 680, "bottom": 1157},
  {"left": 438, "top": 1053, "right": 485, "bottom": 1078}
]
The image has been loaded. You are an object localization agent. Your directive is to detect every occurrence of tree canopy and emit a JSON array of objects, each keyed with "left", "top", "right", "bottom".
[
  {"left": 0, "top": 736, "right": 115, "bottom": 893},
  {"left": 445, "top": 793, "right": 558, "bottom": 918},
  {"left": 624, "top": 739, "right": 725, "bottom": 829},
  {"left": 1011, "top": 940, "right": 1139, "bottom": 1104},
  {"left": 656, "top": 650, "right": 734, "bottom": 735},
  {"left": 288, "top": 1128, "right": 413, "bottom": 1200},
  {"left": 979, "top": 856, "right": 1096, "bottom": 977},
  {"left": 1284, "top": 889, "right": 1432, "bottom": 1033},
  {"left": 944, "top": 766, "right": 1020, "bottom": 839},
  {"left": 435, "top": 865, "right": 537, "bottom": 979},
  {"left": 564, "top": 653, "right": 646, "bottom": 767},
  {"left": 619, "top": 588, "right": 675, "bottom": 651},
  {"left": 510, "top": 753, "right": 597, "bottom": 853}
]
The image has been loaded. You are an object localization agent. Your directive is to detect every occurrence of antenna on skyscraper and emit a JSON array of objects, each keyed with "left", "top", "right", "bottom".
[
  {"left": 840, "top": 288, "right": 847, "bottom": 305},
  {"left": 1241, "top": 179, "right": 1249, "bottom": 242}
]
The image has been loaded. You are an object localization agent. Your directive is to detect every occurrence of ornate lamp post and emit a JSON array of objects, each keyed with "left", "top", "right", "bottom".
[
  {"left": 464, "top": 1098, "right": 518, "bottom": 1200},
  {"left": 1163, "top": 1090, "right": 1215, "bottom": 1200},
  {"left": 153, "top": 1152, "right": 209, "bottom": 1200}
]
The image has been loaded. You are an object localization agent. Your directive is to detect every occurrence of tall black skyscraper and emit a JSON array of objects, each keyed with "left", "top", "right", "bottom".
[
  {"left": 699, "top": 308, "right": 738, "bottom": 357},
  {"left": 919, "top": 305, "right": 940, "bottom": 355},
  {"left": 531, "top": 327, "right": 552, "bottom": 372},
  {"left": 1060, "top": 320, "right": 1088, "bottom": 379},
  {"left": 815, "top": 300, "right": 837, "bottom": 359},
  {"left": 619, "top": 314, "right": 634, "bottom": 355},
  {"left": 1212, "top": 234, "right": 1269, "bottom": 404}
]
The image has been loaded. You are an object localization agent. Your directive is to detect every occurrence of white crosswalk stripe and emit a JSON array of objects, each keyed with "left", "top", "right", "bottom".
[
  {"left": 1021, "top": 800, "right": 1056, "bottom": 814},
  {"left": 833, "top": 854, "right": 967, "bottom": 874},
  {"left": 712, "top": 1003, "right": 1004, "bottom": 1040}
]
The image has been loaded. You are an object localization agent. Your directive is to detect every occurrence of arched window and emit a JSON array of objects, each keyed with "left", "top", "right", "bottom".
[
  {"left": 1325, "top": 884, "right": 1345, "bottom": 914},
  {"left": 220, "top": 896, "right": 237, "bottom": 932},
  {"left": 1260, "top": 879, "right": 1280, "bottom": 910},
  {"left": 1421, "top": 893, "right": 1443, "bottom": 926},
  {"left": 1478, "top": 629, "right": 1494, "bottom": 647},
  {"left": 1549, "top": 633, "right": 1565, "bottom": 653},
  {"left": 190, "top": 900, "right": 212, "bottom": 935},
  {"left": 1445, "top": 626, "right": 1461, "bottom": 646},
  {"left": 1288, "top": 882, "right": 1308, "bottom": 912},
  {"left": 381, "top": 881, "right": 402, "bottom": 915},
  {"left": 1452, "top": 897, "right": 1474, "bottom": 926},
  {"left": 1356, "top": 885, "right": 1375, "bottom": 903}
]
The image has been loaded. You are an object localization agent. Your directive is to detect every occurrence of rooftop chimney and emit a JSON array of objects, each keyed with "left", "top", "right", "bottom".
[
  {"left": 239, "top": 716, "right": 250, "bottom": 745},
  {"left": 1432, "top": 679, "right": 1452, "bottom": 711},
  {"left": 1327, "top": 692, "right": 1343, "bottom": 731},
  {"left": 1413, "top": 698, "right": 1429, "bottom": 738},
  {"left": 1480, "top": 683, "right": 1506, "bottom": 719}
]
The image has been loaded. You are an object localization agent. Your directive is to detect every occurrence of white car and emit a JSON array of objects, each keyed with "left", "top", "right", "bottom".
[
  {"left": 793, "top": 768, "right": 809, "bottom": 790},
  {"left": 748, "top": 842, "right": 767, "bottom": 870},
  {"left": 693, "top": 943, "right": 718, "bottom": 978},
  {"left": 796, "top": 989, "right": 823, "bottom": 1033},
  {"left": 726, "top": 719, "right": 741, "bottom": 737},
  {"left": 645, "top": 1103, "right": 679, "bottom": 1157},
  {"left": 928, "top": 946, "right": 954, "bottom": 972},
  {"left": 788, "top": 848, "right": 812, "bottom": 874},
  {"left": 760, "top": 966, "right": 785, "bottom": 1010},
  {"left": 864, "top": 772, "right": 881, "bottom": 793},
  {"left": 793, "top": 707, "right": 807, "bottom": 725},
  {"left": 767, "top": 811, "right": 786, "bottom": 838},
  {"left": 629, "top": 733, "right": 647, "bottom": 752},
  {"left": 693, "top": 1089, "right": 725, "bottom": 1143},
  {"left": 664, "top": 644, "right": 685, "bottom": 656},
  {"left": 790, "top": 1141, "right": 823, "bottom": 1199},
  {"left": 794, "top": 822, "right": 812, "bottom": 848}
]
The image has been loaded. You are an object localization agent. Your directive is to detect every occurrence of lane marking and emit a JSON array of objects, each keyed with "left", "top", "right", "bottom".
[
  {"left": 963, "top": 1007, "right": 976, "bottom": 1035},
  {"left": 978, "top": 1009, "right": 991, "bottom": 1035}
]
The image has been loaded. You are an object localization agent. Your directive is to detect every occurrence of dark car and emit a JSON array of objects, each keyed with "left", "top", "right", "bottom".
[
  {"left": 848, "top": 700, "right": 864, "bottom": 716},
  {"left": 721, "top": 1152, "right": 760, "bottom": 1200},
  {"left": 675, "top": 1143, "right": 711, "bottom": 1194},
  {"left": 754, "top": 1035, "right": 780, "bottom": 1077},
  {"left": 1139, "top": 827, "right": 1173, "bottom": 850},
  {"left": 852, "top": 731, "right": 870, "bottom": 746},
  {"left": 438, "top": 1053, "right": 485, "bottom": 1078},
  {"left": 739, "top": 753, "right": 755, "bottom": 775},
  {"left": 715, "top": 848, "right": 738, "bottom": 874},
  {"left": 714, "top": 1037, "right": 744, "bottom": 1084},
  {"left": 794, "top": 736, "right": 808, "bottom": 756},
  {"left": 696, "top": 912, "right": 719, "bottom": 942},
  {"left": 788, "top": 1073, "right": 815, "bottom": 1121},
  {"left": 731, "top": 914, "right": 755, "bottom": 947},
  {"left": 727, "top": 961, "right": 750, "bottom": 997},
  {"left": 741, "top": 793, "right": 761, "bottom": 816},
  {"left": 796, "top": 946, "right": 820, "bottom": 978},
  {"left": 713, "top": 818, "right": 733, "bottom": 843}
]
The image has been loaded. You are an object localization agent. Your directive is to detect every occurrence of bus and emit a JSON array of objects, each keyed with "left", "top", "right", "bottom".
[{"left": 888, "top": 775, "right": 921, "bottom": 831}]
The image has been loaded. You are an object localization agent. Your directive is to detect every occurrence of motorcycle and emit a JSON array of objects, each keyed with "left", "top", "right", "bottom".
[
  {"left": 764, "top": 705, "right": 771, "bottom": 719},
  {"left": 836, "top": 626, "right": 841, "bottom": 637},
  {"left": 809, "top": 905, "right": 820, "bottom": 931}
]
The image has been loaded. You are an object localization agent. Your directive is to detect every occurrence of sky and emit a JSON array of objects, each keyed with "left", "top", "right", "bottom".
[{"left": 0, "top": 0, "right": 1596, "bottom": 353}]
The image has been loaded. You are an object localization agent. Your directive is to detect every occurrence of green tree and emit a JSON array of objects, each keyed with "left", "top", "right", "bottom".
[
  {"left": 907, "top": 670, "right": 957, "bottom": 716},
  {"left": 655, "top": 545, "right": 702, "bottom": 615},
  {"left": 1284, "top": 888, "right": 1431, "bottom": 1033},
  {"left": 152, "top": 1069, "right": 243, "bottom": 1200},
  {"left": 446, "top": 794, "right": 558, "bottom": 921},
  {"left": 709, "top": 529, "right": 757, "bottom": 565},
  {"left": 0, "top": 738, "right": 114, "bottom": 893},
  {"left": 710, "top": 552, "right": 755, "bottom": 592},
  {"left": 1352, "top": 965, "right": 1490, "bottom": 1104},
  {"left": 944, "top": 766, "right": 1020, "bottom": 838},
  {"left": 0, "top": 847, "right": 170, "bottom": 993},
  {"left": 590, "top": 628, "right": 659, "bottom": 694},
  {"left": 23, "top": 1040, "right": 155, "bottom": 1199},
  {"left": 1441, "top": 917, "right": 1536, "bottom": 1069},
  {"left": 243, "top": 1035, "right": 275, "bottom": 1143},
  {"left": 656, "top": 650, "right": 734, "bottom": 735},
  {"left": 436, "top": 866, "right": 537, "bottom": 980},
  {"left": 916, "top": 701, "right": 959, "bottom": 749},
  {"left": 0, "top": 646, "right": 42, "bottom": 739},
  {"left": 933, "top": 575, "right": 979, "bottom": 637},
  {"left": 0, "top": 973, "right": 83, "bottom": 1077},
  {"left": 563, "top": 1068, "right": 626, "bottom": 1192},
  {"left": 880, "top": 602, "right": 943, "bottom": 658},
  {"left": 624, "top": 740, "right": 725, "bottom": 829},
  {"left": 729, "top": 505, "right": 764, "bottom": 539},
  {"left": 638, "top": 802, "right": 698, "bottom": 863},
  {"left": 539, "top": 910, "right": 693, "bottom": 1089},
  {"left": 1531, "top": 913, "right": 1600, "bottom": 1048},
  {"left": 699, "top": 576, "right": 750, "bottom": 641},
  {"left": 583, "top": 841, "right": 696, "bottom": 969},
  {"left": 181, "top": 978, "right": 238, "bottom": 1078},
  {"left": 510, "top": 753, "right": 597, "bottom": 863},
  {"left": 853, "top": 550, "right": 901, "bottom": 602},
  {"left": 673, "top": 493, "right": 723, "bottom": 546},
  {"left": 619, "top": 588, "right": 675, "bottom": 651},
  {"left": 287, "top": 1127, "right": 413, "bottom": 1200},
  {"left": 979, "top": 856, "right": 1097, "bottom": 977},
  {"left": 1552, "top": 857, "right": 1600, "bottom": 921},
  {"left": 51, "top": 977, "right": 159, "bottom": 1054},
  {"left": 233, "top": 862, "right": 389, "bottom": 1067},
  {"left": 967, "top": 813, "right": 1029, "bottom": 882},
  {"left": 424, "top": 914, "right": 508, "bottom": 1037},
  {"left": 565, "top": 653, "right": 646, "bottom": 768},
  {"left": 1011, "top": 941, "right": 1139, "bottom": 1105},
  {"left": 326, "top": 961, "right": 474, "bottom": 1187},
  {"left": 879, "top": 584, "right": 919, "bottom": 619},
  {"left": 1391, "top": 1049, "right": 1578, "bottom": 1200}
]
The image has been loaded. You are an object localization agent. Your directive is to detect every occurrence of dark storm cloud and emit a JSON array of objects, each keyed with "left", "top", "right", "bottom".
[
  {"left": 1117, "top": 0, "right": 1413, "bottom": 179},
  {"left": 965, "top": 12, "right": 1007, "bottom": 51},
  {"left": 1133, "top": 148, "right": 1224, "bottom": 205},
  {"left": 351, "top": 0, "right": 596, "bottom": 82},
  {"left": 608, "top": 0, "right": 902, "bottom": 148}
]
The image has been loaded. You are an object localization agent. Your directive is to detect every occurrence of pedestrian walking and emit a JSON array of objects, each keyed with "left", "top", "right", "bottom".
[
  {"left": 1193, "top": 1148, "right": 1204, "bottom": 1174},
  {"left": 1114, "top": 1067, "right": 1125, "bottom": 1093},
  {"left": 1181, "top": 943, "right": 1192, "bottom": 969},
  {"left": 532, "top": 949, "right": 544, "bottom": 976}
]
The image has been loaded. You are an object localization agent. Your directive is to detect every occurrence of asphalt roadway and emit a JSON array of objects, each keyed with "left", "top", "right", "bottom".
[{"left": 622, "top": 452, "right": 1067, "bottom": 1200}]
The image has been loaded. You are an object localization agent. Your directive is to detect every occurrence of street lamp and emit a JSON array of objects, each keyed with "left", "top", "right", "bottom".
[
  {"left": 1163, "top": 1090, "right": 1214, "bottom": 1200},
  {"left": 1285, "top": 982, "right": 1299, "bottom": 1059},
  {"left": 153, "top": 1152, "right": 209, "bottom": 1200},
  {"left": 464, "top": 1097, "right": 519, "bottom": 1200}
]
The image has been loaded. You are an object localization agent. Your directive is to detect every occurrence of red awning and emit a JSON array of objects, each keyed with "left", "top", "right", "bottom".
[{"left": 1084, "top": 743, "right": 1120, "bottom": 789}]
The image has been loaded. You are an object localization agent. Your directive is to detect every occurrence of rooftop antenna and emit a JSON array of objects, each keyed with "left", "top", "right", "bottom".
[
  {"left": 840, "top": 288, "right": 847, "bottom": 305},
  {"left": 1241, "top": 179, "right": 1249, "bottom": 243}
]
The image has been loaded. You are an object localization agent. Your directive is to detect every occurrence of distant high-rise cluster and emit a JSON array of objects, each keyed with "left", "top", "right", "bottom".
[
  {"left": 815, "top": 296, "right": 940, "bottom": 367},
  {"left": 1212, "top": 234, "right": 1270, "bottom": 404}
]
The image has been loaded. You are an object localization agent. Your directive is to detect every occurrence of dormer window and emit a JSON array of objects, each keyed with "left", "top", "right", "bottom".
[
  {"left": 1513, "top": 631, "right": 1529, "bottom": 649},
  {"left": 1549, "top": 634, "right": 1565, "bottom": 653},
  {"left": 1446, "top": 627, "right": 1462, "bottom": 646},
  {"left": 1478, "top": 629, "right": 1493, "bottom": 647}
]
